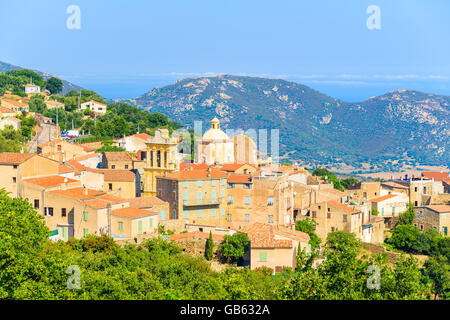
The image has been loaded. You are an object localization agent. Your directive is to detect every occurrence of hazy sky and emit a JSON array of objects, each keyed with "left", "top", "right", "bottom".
[{"left": 1, "top": 0, "right": 449, "bottom": 101}]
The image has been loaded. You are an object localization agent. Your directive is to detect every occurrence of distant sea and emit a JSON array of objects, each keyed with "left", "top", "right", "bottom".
[{"left": 67, "top": 76, "right": 450, "bottom": 103}]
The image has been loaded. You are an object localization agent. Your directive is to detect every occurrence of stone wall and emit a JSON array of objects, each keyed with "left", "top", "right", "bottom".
[
  {"left": 171, "top": 238, "right": 222, "bottom": 257},
  {"left": 362, "top": 242, "right": 400, "bottom": 264}
]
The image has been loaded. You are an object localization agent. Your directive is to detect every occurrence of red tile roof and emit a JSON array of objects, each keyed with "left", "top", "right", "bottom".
[
  {"left": 169, "top": 231, "right": 224, "bottom": 242},
  {"left": 0, "top": 106, "right": 16, "bottom": 114},
  {"left": 96, "top": 194, "right": 127, "bottom": 203},
  {"left": 227, "top": 173, "right": 252, "bottom": 184},
  {"left": 111, "top": 207, "right": 157, "bottom": 218},
  {"left": 83, "top": 100, "right": 107, "bottom": 106},
  {"left": 327, "top": 200, "right": 361, "bottom": 214},
  {"left": 128, "top": 196, "right": 168, "bottom": 208},
  {"left": 421, "top": 171, "right": 449, "bottom": 181},
  {"left": 48, "top": 187, "right": 104, "bottom": 200},
  {"left": 1, "top": 99, "right": 28, "bottom": 108},
  {"left": 102, "top": 169, "right": 135, "bottom": 182},
  {"left": 103, "top": 152, "right": 133, "bottom": 162},
  {"left": 425, "top": 205, "right": 450, "bottom": 213},
  {"left": 161, "top": 168, "right": 227, "bottom": 180},
  {"left": 219, "top": 163, "right": 260, "bottom": 172},
  {"left": 241, "top": 223, "right": 309, "bottom": 249},
  {"left": 23, "top": 175, "right": 78, "bottom": 187},
  {"left": 132, "top": 133, "right": 152, "bottom": 141},
  {"left": 369, "top": 194, "right": 399, "bottom": 203},
  {"left": 58, "top": 164, "right": 75, "bottom": 174},
  {"left": 0, "top": 152, "right": 34, "bottom": 164}
]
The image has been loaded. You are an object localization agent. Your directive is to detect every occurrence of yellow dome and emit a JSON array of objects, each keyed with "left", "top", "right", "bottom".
[{"left": 202, "top": 117, "right": 229, "bottom": 140}]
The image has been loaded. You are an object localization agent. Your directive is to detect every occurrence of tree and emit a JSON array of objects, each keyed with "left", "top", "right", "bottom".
[
  {"left": 423, "top": 255, "right": 450, "bottom": 299},
  {"left": 96, "top": 141, "right": 125, "bottom": 153},
  {"left": 218, "top": 233, "right": 249, "bottom": 264},
  {"left": 205, "top": 231, "right": 214, "bottom": 261},
  {"left": 295, "top": 218, "right": 321, "bottom": 253},
  {"left": 341, "top": 177, "right": 359, "bottom": 189},
  {"left": 398, "top": 203, "right": 415, "bottom": 225},
  {"left": 386, "top": 224, "right": 421, "bottom": 252},
  {"left": 0, "top": 189, "right": 50, "bottom": 298},
  {"left": 45, "top": 77, "right": 63, "bottom": 94}
]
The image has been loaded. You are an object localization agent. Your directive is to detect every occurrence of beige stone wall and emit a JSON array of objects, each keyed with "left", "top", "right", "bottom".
[
  {"left": 414, "top": 207, "right": 449, "bottom": 235},
  {"left": 104, "top": 180, "right": 135, "bottom": 199},
  {"left": 170, "top": 238, "right": 222, "bottom": 257},
  {"left": 250, "top": 248, "right": 296, "bottom": 272}
]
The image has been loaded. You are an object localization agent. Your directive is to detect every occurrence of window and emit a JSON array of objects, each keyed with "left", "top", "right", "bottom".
[
  {"left": 13, "top": 165, "right": 18, "bottom": 169},
  {"left": 183, "top": 192, "right": 188, "bottom": 205},
  {"left": 343, "top": 214, "right": 347, "bottom": 223},
  {"left": 83, "top": 228, "right": 88, "bottom": 237},
  {"left": 108, "top": 183, "right": 113, "bottom": 191},
  {"left": 268, "top": 197, "right": 274, "bottom": 206},
  {"left": 212, "top": 180, "right": 216, "bottom": 187},
  {"left": 112, "top": 165, "right": 116, "bottom": 169},
  {"left": 211, "top": 190, "right": 216, "bottom": 202},
  {"left": 149, "top": 218, "right": 153, "bottom": 227},
  {"left": 198, "top": 181, "right": 202, "bottom": 187},
  {"left": 161, "top": 209, "right": 166, "bottom": 221},
  {"left": 244, "top": 184, "right": 252, "bottom": 189},
  {"left": 197, "top": 210, "right": 202, "bottom": 218},
  {"left": 318, "top": 205, "right": 321, "bottom": 210},
  {"left": 312, "top": 211, "right": 317, "bottom": 218},
  {"left": 414, "top": 187, "right": 418, "bottom": 192},
  {"left": 48, "top": 207, "right": 54, "bottom": 217},
  {"left": 221, "top": 208, "right": 225, "bottom": 216},
  {"left": 327, "top": 212, "right": 331, "bottom": 219},
  {"left": 414, "top": 201, "right": 418, "bottom": 206},
  {"left": 172, "top": 209, "right": 176, "bottom": 219},
  {"left": 381, "top": 208, "right": 384, "bottom": 216},
  {"left": 172, "top": 191, "right": 176, "bottom": 201},
  {"left": 184, "top": 181, "right": 188, "bottom": 188},
  {"left": 197, "top": 191, "right": 202, "bottom": 204},
  {"left": 158, "top": 190, "right": 162, "bottom": 197},
  {"left": 83, "top": 211, "right": 88, "bottom": 221},
  {"left": 227, "top": 183, "right": 235, "bottom": 189},
  {"left": 125, "top": 165, "right": 129, "bottom": 169},
  {"left": 184, "top": 210, "right": 188, "bottom": 219},
  {"left": 118, "top": 221, "right": 124, "bottom": 231},
  {"left": 423, "top": 187, "right": 427, "bottom": 194},
  {"left": 12, "top": 177, "right": 16, "bottom": 183},
  {"left": 227, "top": 214, "right": 232, "bottom": 222},
  {"left": 443, "top": 226, "right": 448, "bottom": 236},
  {"left": 61, "top": 208, "right": 67, "bottom": 217},
  {"left": 420, "top": 224, "right": 424, "bottom": 231},
  {"left": 245, "top": 214, "right": 250, "bottom": 222},
  {"left": 245, "top": 196, "right": 250, "bottom": 205},
  {"left": 34, "top": 199, "right": 39, "bottom": 209},
  {"left": 392, "top": 206, "right": 395, "bottom": 214},
  {"left": 211, "top": 209, "right": 216, "bottom": 217},
  {"left": 222, "top": 179, "right": 225, "bottom": 186},
  {"left": 221, "top": 190, "right": 225, "bottom": 198},
  {"left": 327, "top": 208, "right": 330, "bottom": 212},
  {"left": 259, "top": 252, "right": 267, "bottom": 262},
  {"left": 228, "top": 196, "right": 233, "bottom": 204},
  {"left": 268, "top": 215, "right": 273, "bottom": 223},
  {"left": 331, "top": 227, "right": 335, "bottom": 232}
]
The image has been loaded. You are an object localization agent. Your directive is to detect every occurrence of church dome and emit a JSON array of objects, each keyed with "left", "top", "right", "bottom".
[{"left": 202, "top": 117, "right": 229, "bottom": 141}]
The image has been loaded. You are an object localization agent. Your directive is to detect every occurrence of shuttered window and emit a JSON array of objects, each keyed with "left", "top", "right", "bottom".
[{"left": 259, "top": 252, "right": 267, "bottom": 262}]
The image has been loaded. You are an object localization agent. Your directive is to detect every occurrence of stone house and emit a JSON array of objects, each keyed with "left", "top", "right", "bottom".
[
  {"left": 0, "top": 116, "right": 21, "bottom": 130},
  {"left": 79, "top": 100, "right": 107, "bottom": 115},
  {"left": 413, "top": 205, "right": 450, "bottom": 236}
]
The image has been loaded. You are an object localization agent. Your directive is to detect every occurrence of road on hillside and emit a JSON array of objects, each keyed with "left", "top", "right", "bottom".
[{"left": 27, "top": 123, "right": 59, "bottom": 153}]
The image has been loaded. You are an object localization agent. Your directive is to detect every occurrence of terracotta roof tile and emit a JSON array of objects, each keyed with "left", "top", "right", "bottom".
[
  {"left": 421, "top": 171, "right": 449, "bottom": 181},
  {"left": 0, "top": 152, "right": 34, "bottom": 164},
  {"left": 23, "top": 175, "right": 78, "bottom": 187},
  {"left": 424, "top": 205, "right": 450, "bottom": 213},
  {"left": 128, "top": 196, "right": 168, "bottom": 208},
  {"left": 83, "top": 100, "right": 107, "bottom": 106},
  {"left": 58, "top": 164, "right": 75, "bottom": 174},
  {"left": 219, "top": 163, "right": 260, "bottom": 172},
  {"left": 132, "top": 133, "right": 152, "bottom": 141},
  {"left": 103, "top": 152, "right": 133, "bottom": 162},
  {"left": 327, "top": 200, "right": 361, "bottom": 214},
  {"left": 161, "top": 168, "right": 227, "bottom": 180},
  {"left": 369, "top": 194, "right": 399, "bottom": 203},
  {"left": 96, "top": 194, "right": 127, "bottom": 203},
  {"left": 1, "top": 99, "right": 28, "bottom": 107},
  {"left": 48, "top": 187, "right": 104, "bottom": 200},
  {"left": 179, "top": 163, "right": 209, "bottom": 171},
  {"left": 102, "top": 169, "right": 135, "bottom": 182},
  {"left": 0, "top": 106, "right": 16, "bottom": 114},
  {"left": 111, "top": 207, "right": 157, "bottom": 218},
  {"left": 241, "top": 223, "right": 309, "bottom": 249},
  {"left": 227, "top": 173, "right": 252, "bottom": 184}
]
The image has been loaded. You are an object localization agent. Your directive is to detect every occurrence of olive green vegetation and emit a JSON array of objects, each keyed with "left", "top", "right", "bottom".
[
  {"left": 27, "top": 91, "right": 182, "bottom": 136},
  {"left": 295, "top": 218, "right": 321, "bottom": 255},
  {"left": 0, "top": 70, "right": 64, "bottom": 96},
  {"left": 384, "top": 204, "right": 449, "bottom": 299},
  {"left": 312, "top": 168, "right": 359, "bottom": 191},
  {"left": 0, "top": 187, "right": 444, "bottom": 300}
]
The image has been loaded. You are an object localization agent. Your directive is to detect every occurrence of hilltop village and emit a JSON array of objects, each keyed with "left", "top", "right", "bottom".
[{"left": 0, "top": 80, "right": 449, "bottom": 274}]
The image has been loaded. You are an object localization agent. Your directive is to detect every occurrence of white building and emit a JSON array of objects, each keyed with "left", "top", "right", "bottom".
[
  {"left": 24, "top": 84, "right": 41, "bottom": 94},
  {"left": 79, "top": 100, "right": 107, "bottom": 115}
]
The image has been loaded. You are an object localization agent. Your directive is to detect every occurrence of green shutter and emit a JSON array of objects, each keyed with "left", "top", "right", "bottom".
[
  {"left": 118, "top": 221, "right": 123, "bottom": 231},
  {"left": 149, "top": 218, "right": 153, "bottom": 227},
  {"left": 83, "top": 228, "right": 88, "bottom": 237},
  {"left": 259, "top": 252, "right": 267, "bottom": 262},
  {"left": 138, "top": 220, "right": 143, "bottom": 234},
  {"left": 83, "top": 211, "right": 88, "bottom": 221}
]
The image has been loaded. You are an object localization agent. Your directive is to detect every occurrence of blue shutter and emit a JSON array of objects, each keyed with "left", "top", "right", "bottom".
[
  {"left": 211, "top": 209, "right": 216, "bottom": 217},
  {"left": 211, "top": 190, "right": 216, "bottom": 202},
  {"left": 184, "top": 191, "right": 188, "bottom": 205},
  {"left": 221, "top": 208, "right": 225, "bottom": 216},
  {"left": 198, "top": 191, "right": 202, "bottom": 204},
  {"left": 184, "top": 181, "right": 188, "bottom": 188},
  {"left": 161, "top": 209, "right": 166, "bottom": 221},
  {"left": 197, "top": 210, "right": 202, "bottom": 218},
  {"left": 212, "top": 180, "right": 216, "bottom": 187},
  {"left": 184, "top": 210, "right": 188, "bottom": 219}
]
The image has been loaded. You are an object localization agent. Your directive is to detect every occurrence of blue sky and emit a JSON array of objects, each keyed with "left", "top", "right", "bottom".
[{"left": 1, "top": 0, "right": 449, "bottom": 101}]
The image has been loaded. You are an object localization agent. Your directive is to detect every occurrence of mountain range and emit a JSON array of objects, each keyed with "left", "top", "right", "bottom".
[
  {"left": 0, "top": 61, "right": 83, "bottom": 94},
  {"left": 120, "top": 75, "right": 449, "bottom": 170}
]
